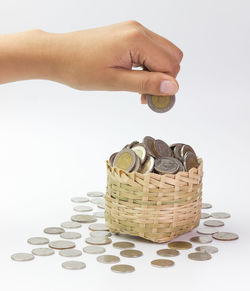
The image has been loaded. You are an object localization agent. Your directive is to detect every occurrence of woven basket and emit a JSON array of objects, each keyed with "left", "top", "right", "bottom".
[{"left": 105, "top": 158, "right": 203, "bottom": 243}]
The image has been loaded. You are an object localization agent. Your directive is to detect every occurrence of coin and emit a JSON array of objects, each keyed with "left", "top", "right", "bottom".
[
  {"left": 60, "top": 221, "right": 82, "bottom": 229},
  {"left": 212, "top": 232, "right": 239, "bottom": 241},
  {"left": 168, "top": 241, "right": 192, "bottom": 250},
  {"left": 211, "top": 212, "right": 231, "bottom": 219},
  {"left": 154, "top": 139, "right": 172, "bottom": 158},
  {"left": 188, "top": 252, "right": 212, "bottom": 261},
  {"left": 93, "top": 211, "right": 104, "bottom": 218},
  {"left": 73, "top": 205, "right": 93, "bottom": 212},
  {"left": 90, "top": 197, "right": 104, "bottom": 205},
  {"left": 87, "top": 191, "right": 104, "bottom": 197},
  {"left": 11, "top": 253, "right": 35, "bottom": 262},
  {"left": 201, "top": 213, "right": 211, "bottom": 219},
  {"left": 146, "top": 94, "right": 175, "bottom": 113},
  {"left": 139, "top": 155, "right": 155, "bottom": 174},
  {"left": 60, "top": 232, "right": 82, "bottom": 239},
  {"left": 85, "top": 236, "right": 112, "bottom": 245},
  {"left": 59, "top": 249, "right": 82, "bottom": 257},
  {"left": 143, "top": 136, "right": 157, "bottom": 157},
  {"left": 123, "top": 141, "right": 139, "bottom": 149},
  {"left": 131, "top": 155, "right": 141, "bottom": 172},
  {"left": 151, "top": 259, "right": 175, "bottom": 268},
  {"left": 195, "top": 246, "right": 218, "bottom": 254},
  {"left": 197, "top": 227, "right": 218, "bottom": 235},
  {"left": 190, "top": 236, "right": 213, "bottom": 244},
  {"left": 111, "top": 264, "right": 135, "bottom": 273},
  {"left": 62, "top": 260, "right": 86, "bottom": 270},
  {"left": 44, "top": 227, "right": 65, "bottom": 235},
  {"left": 88, "top": 223, "right": 109, "bottom": 231},
  {"left": 98, "top": 203, "right": 105, "bottom": 209},
  {"left": 173, "top": 143, "right": 183, "bottom": 161},
  {"left": 156, "top": 248, "right": 180, "bottom": 257},
  {"left": 202, "top": 203, "right": 212, "bottom": 209},
  {"left": 32, "top": 248, "right": 55, "bottom": 256},
  {"left": 120, "top": 249, "right": 143, "bottom": 258},
  {"left": 71, "top": 214, "right": 97, "bottom": 223},
  {"left": 27, "top": 237, "right": 49, "bottom": 245},
  {"left": 204, "top": 220, "right": 224, "bottom": 227},
  {"left": 183, "top": 152, "right": 199, "bottom": 171},
  {"left": 113, "top": 242, "right": 135, "bottom": 249},
  {"left": 131, "top": 144, "right": 147, "bottom": 163},
  {"left": 113, "top": 148, "right": 137, "bottom": 172},
  {"left": 48, "top": 240, "right": 75, "bottom": 250},
  {"left": 109, "top": 152, "right": 118, "bottom": 166},
  {"left": 71, "top": 196, "right": 89, "bottom": 203},
  {"left": 90, "top": 231, "right": 112, "bottom": 238},
  {"left": 180, "top": 144, "right": 196, "bottom": 160},
  {"left": 155, "top": 157, "right": 180, "bottom": 174},
  {"left": 83, "top": 246, "right": 106, "bottom": 254},
  {"left": 97, "top": 255, "right": 120, "bottom": 264}
]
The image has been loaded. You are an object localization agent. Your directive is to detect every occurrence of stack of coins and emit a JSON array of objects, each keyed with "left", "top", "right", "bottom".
[{"left": 108, "top": 136, "right": 199, "bottom": 174}]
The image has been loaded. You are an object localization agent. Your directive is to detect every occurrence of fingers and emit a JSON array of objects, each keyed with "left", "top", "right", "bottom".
[
  {"left": 141, "top": 94, "right": 147, "bottom": 104},
  {"left": 112, "top": 69, "right": 179, "bottom": 96}
]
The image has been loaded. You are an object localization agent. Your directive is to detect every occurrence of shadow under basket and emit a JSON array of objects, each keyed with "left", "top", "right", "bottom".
[{"left": 105, "top": 158, "right": 203, "bottom": 243}]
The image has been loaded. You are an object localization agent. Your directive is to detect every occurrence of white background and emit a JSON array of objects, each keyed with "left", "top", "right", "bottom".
[{"left": 0, "top": 0, "right": 250, "bottom": 290}]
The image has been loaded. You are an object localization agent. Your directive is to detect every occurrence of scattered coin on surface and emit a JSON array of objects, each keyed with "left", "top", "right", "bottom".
[
  {"left": 151, "top": 259, "right": 175, "bottom": 268},
  {"left": 32, "top": 248, "right": 55, "bottom": 256},
  {"left": 90, "top": 231, "right": 112, "bottom": 238},
  {"left": 188, "top": 252, "right": 212, "bottom": 261},
  {"left": 60, "top": 221, "right": 82, "bottom": 229},
  {"left": 60, "top": 232, "right": 81, "bottom": 239},
  {"left": 112, "top": 241, "right": 135, "bottom": 249},
  {"left": 44, "top": 227, "right": 65, "bottom": 235},
  {"left": 120, "top": 249, "right": 143, "bottom": 258},
  {"left": 201, "top": 213, "right": 211, "bottom": 219},
  {"left": 111, "top": 264, "right": 135, "bottom": 273},
  {"left": 146, "top": 94, "right": 176, "bottom": 113},
  {"left": 195, "top": 246, "right": 218, "bottom": 254},
  {"left": 90, "top": 198, "right": 104, "bottom": 205},
  {"left": 73, "top": 205, "right": 93, "bottom": 212},
  {"left": 11, "top": 253, "right": 34, "bottom": 262},
  {"left": 168, "top": 241, "right": 192, "bottom": 250},
  {"left": 62, "top": 260, "right": 86, "bottom": 270},
  {"left": 87, "top": 192, "right": 104, "bottom": 197},
  {"left": 88, "top": 223, "right": 109, "bottom": 231},
  {"left": 48, "top": 240, "right": 75, "bottom": 250},
  {"left": 202, "top": 203, "right": 212, "bottom": 209},
  {"left": 190, "top": 236, "right": 213, "bottom": 244},
  {"left": 59, "top": 249, "right": 82, "bottom": 257},
  {"left": 204, "top": 220, "right": 224, "bottom": 227},
  {"left": 27, "top": 237, "right": 49, "bottom": 245},
  {"left": 71, "top": 196, "right": 89, "bottom": 203},
  {"left": 71, "top": 214, "right": 97, "bottom": 223},
  {"left": 97, "top": 255, "right": 120, "bottom": 264},
  {"left": 83, "top": 246, "right": 106, "bottom": 254},
  {"left": 211, "top": 212, "right": 231, "bottom": 219},
  {"left": 85, "top": 236, "right": 112, "bottom": 245},
  {"left": 212, "top": 232, "right": 239, "bottom": 241},
  {"left": 156, "top": 248, "right": 180, "bottom": 257},
  {"left": 197, "top": 227, "right": 218, "bottom": 235}
]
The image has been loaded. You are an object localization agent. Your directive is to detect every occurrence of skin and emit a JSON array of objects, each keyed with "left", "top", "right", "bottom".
[{"left": 0, "top": 21, "right": 183, "bottom": 104}]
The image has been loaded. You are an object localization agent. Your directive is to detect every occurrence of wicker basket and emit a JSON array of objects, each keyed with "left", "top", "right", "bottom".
[{"left": 105, "top": 158, "right": 203, "bottom": 243}]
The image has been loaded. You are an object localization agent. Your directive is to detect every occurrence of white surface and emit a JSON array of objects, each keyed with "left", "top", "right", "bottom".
[{"left": 0, "top": 0, "right": 250, "bottom": 290}]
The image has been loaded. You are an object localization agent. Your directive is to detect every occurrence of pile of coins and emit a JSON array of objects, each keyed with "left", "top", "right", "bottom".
[
  {"left": 11, "top": 194, "right": 239, "bottom": 272},
  {"left": 108, "top": 136, "right": 200, "bottom": 174}
]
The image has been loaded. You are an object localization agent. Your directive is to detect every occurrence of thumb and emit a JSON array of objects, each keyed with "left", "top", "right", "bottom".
[{"left": 113, "top": 69, "right": 179, "bottom": 96}]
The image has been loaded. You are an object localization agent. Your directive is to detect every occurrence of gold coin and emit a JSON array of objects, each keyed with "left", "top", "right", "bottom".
[
  {"left": 139, "top": 156, "right": 155, "bottom": 174},
  {"left": 156, "top": 248, "right": 180, "bottom": 257},
  {"left": 212, "top": 232, "right": 239, "bottom": 241},
  {"left": 188, "top": 252, "right": 212, "bottom": 261},
  {"left": 112, "top": 241, "right": 135, "bottom": 249},
  {"left": 168, "top": 241, "right": 192, "bottom": 250},
  {"left": 190, "top": 236, "right": 213, "bottom": 244},
  {"left": 204, "top": 220, "right": 224, "bottom": 227},
  {"left": 111, "top": 264, "right": 135, "bottom": 273},
  {"left": 151, "top": 259, "right": 175, "bottom": 268},
  {"left": 147, "top": 95, "right": 175, "bottom": 113},
  {"left": 120, "top": 249, "right": 143, "bottom": 258},
  {"left": 96, "top": 255, "right": 120, "bottom": 264},
  {"left": 113, "top": 148, "right": 136, "bottom": 172}
]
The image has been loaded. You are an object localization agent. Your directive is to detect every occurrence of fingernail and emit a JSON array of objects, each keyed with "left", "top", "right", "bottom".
[{"left": 160, "top": 80, "right": 178, "bottom": 94}]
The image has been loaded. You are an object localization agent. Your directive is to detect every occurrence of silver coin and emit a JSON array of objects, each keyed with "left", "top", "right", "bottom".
[
  {"left": 190, "top": 236, "right": 213, "bottom": 244},
  {"left": 154, "top": 157, "right": 180, "bottom": 174},
  {"left": 183, "top": 151, "right": 199, "bottom": 171},
  {"left": 197, "top": 227, "right": 218, "bottom": 235},
  {"left": 146, "top": 94, "right": 175, "bottom": 113},
  {"left": 154, "top": 139, "right": 172, "bottom": 158},
  {"left": 87, "top": 191, "right": 104, "bottom": 197},
  {"left": 27, "top": 237, "right": 49, "bottom": 245},
  {"left": 201, "top": 212, "right": 211, "bottom": 219},
  {"left": 71, "top": 196, "right": 89, "bottom": 203},
  {"left": 48, "top": 240, "right": 75, "bottom": 250},
  {"left": 11, "top": 253, "right": 34, "bottom": 262},
  {"left": 125, "top": 140, "right": 140, "bottom": 149},
  {"left": 173, "top": 144, "right": 183, "bottom": 161},
  {"left": 109, "top": 152, "right": 118, "bottom": 166},
  {"left": 188, "top": 252, "right": 212, "bottom": 261},
  {"left": 59, "top": 249, "right": 82, "bottom": 257},
  {"left": 44, "top": 227, "right": 65, "bottom": 235},
  {"left": 139, "top": 155, "right": 155, "bottom": 174},
  {"left": 90, "top": 231, "right": 112, "bottom": 238},
  {"left": 151, "top": 259, "right": 175, "bottom": 268},
  {"left": 120, "top": 249, "right": 143, "bottom": 258},
  {"left": 60, "top": 221, "right": 82, "bottom": 229},
  {"left": 32, "top": 248, "right": 55, "bottom": 256},
  {"left": 97, "top": 203, "right": 105, "bottom": 209},
  {"left": 93, "top": 211, "right": 104, "bottom": 218},
  {"left": 111, "top": 264, "right": 135, "bottom": 273},
  {"left": 212, "top": 232, "right": 239, "bottom": 241},
  {"left": 96, "top": 255, "right": 120, "bottom": 264},
  {"left": 71, "top": 214, "right": 97, "bottom": 223},
  {"left": 88, "top": 223, "right": 109, "bottom": 231},
  {"left": 156, "top": 248, "right": 180, "bottom": 257},
  {"left": 60, "top": 232, "right": 82, "bottom": 239},
  {"left": 85, "top": 236, "right": 112, "bottom": 245},
  {"left": 131, "top": 144, "right": 147, "bottom": 164},
  {"left": 204, "top": 220, "right": 224, "bottom": 227},
  {"left": 180, "top": 144, "right": 196, "bottom": 160},
  {"left": 112, "top": 241, "right": 135, "bottom": 249},
  {"left": 202, "top": 203, "right": 212, "bottom": 209},
  {"left": 143, "top": 136, "right": 157, "bottom": 157},
  {"left": 73, "top": 205, "right": 93, "bottom": 212},
  {"left": 90, "top": 197, "right": 104, "bottom": 205},
  {"left": 131, "top": 155, "right": 141, "bottom": 172},
  {"left": 83, "top": 246, "right": 106, "bottom": 254},
  {"left": 195, "top": 246, "right": 218, "bottom": 254},
  {"left": 62, "top": 260, "right": 86, "bottom": 270},
  {"left": 211, "top": 212, "right": 231, "bottom": 219}
]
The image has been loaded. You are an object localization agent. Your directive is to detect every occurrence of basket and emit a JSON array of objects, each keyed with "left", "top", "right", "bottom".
[{"left": 104, "top": 158, "right": 203, "bottom": 243}]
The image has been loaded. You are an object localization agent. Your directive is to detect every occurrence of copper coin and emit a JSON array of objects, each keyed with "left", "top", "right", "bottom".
[
  {"left": 111, "top": 264, "right": 135, "bottom": 273},
  {"left": 156, "top": 248, "right": 180, "bottom": 257},
  {"left": 151, "top": 259, "right": 175, "bottom": 268},
  {"left": 113, "top": 241, "right": 135, "bottom": 249},
  {"left": 188, "top": 252, "right": 211, "bottom": 261},
  {"left": 120, "top": 249, "right": 143, "bottom": 258},
  {"left": 195, "top": 246, "right": 218, "bottom": 254},
  {"left": 201, "top": 212, "right": 211, "bottom": 219},
  {"left": 211, "top": 212, "right": 231, "bottom": 219},
  {"left": 204, "top": 220, "right": 224, "bottom": 227},
  {"left": 97, "top": 255, "right": 120, "bottom": 264},
  {"left": 168, "top": 241, "right": 192, "bottom": 250},
  {"left": 202, "top": 203, "right": 212, "bottom": 209},
  {"left": 212, "top": 232, "right": 239, "bottom": 241},
  {"left": 190, "top": 236, "right": 213, "bottom": 244}
]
